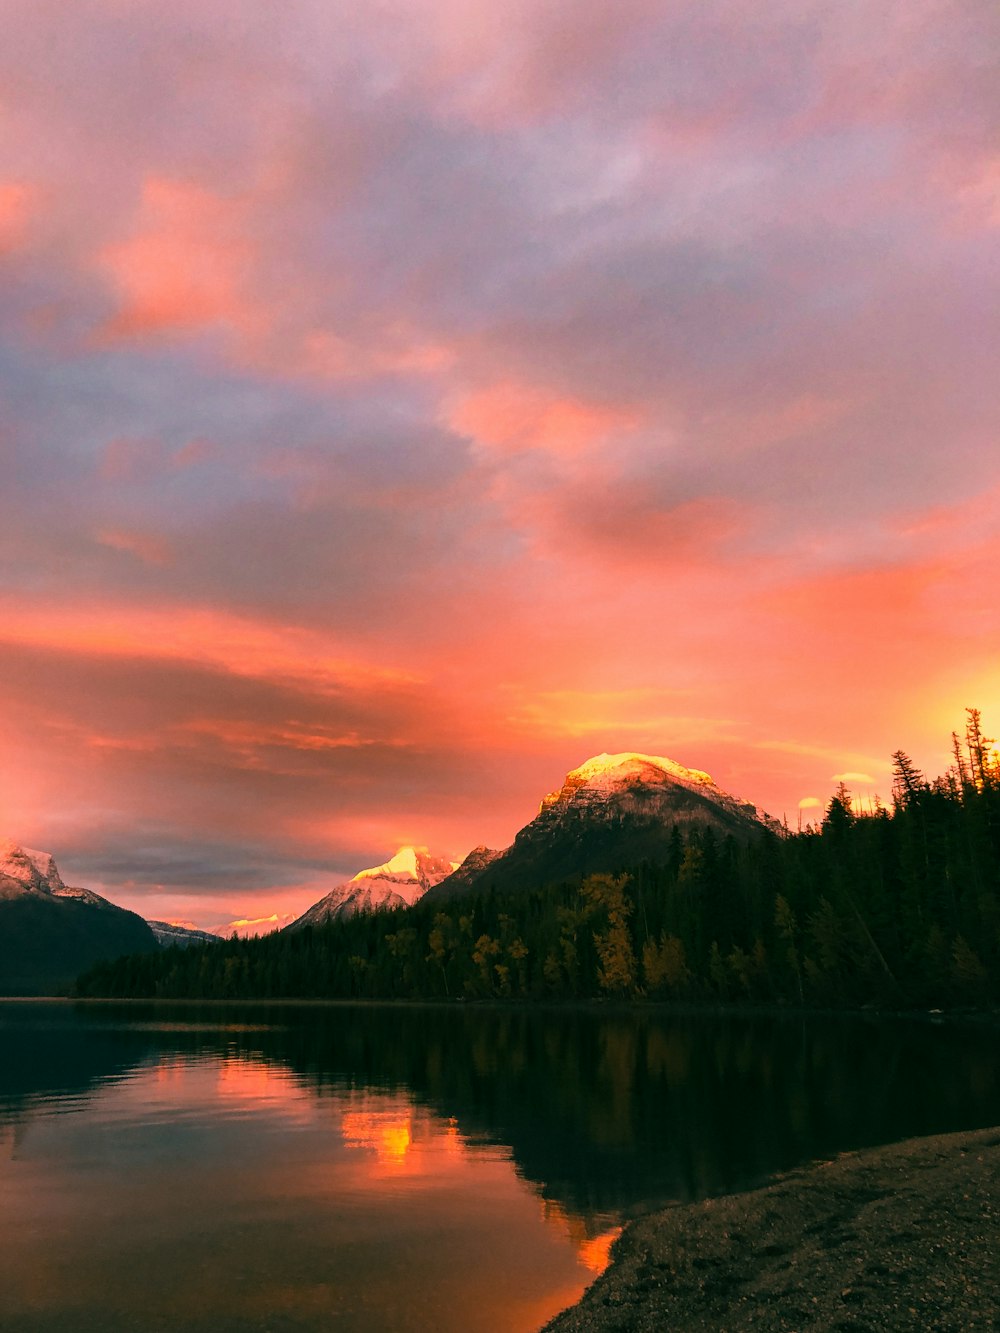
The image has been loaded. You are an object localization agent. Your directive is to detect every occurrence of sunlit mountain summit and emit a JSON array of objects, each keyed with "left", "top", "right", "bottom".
[
  {"left": 0, "top": 839, "right": 158, "bottom": 994},
  {"left": 428, "top": 751, "right": 781, "bottom": 902},
  {"left": 0, "top": 838, "right": 130, "bottom": 909},
  {"left": 538, "top": 752, "right": 779, "bottom": 827},
  {"left": 288, "top": 845, "right": 459, "bottom": 929},
  {"left": 1, "top": 840, "right": 62, "bottom": 896}
]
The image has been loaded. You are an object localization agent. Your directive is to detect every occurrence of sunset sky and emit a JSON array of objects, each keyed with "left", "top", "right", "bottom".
[{"left": 1, "top": 1, "right": 998, "bottom": 931}]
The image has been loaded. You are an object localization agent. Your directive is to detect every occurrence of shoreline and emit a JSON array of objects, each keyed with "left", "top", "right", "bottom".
[
  {"left": 6, "top": 993, "right": 1000, "bottom": 1030},
  {"left": 544, "top": 1125, "right": 1000, "bottom": 1332}
]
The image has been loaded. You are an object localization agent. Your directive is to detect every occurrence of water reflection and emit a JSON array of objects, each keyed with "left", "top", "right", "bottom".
[{"left": 1, "top": 1002, "right": 999, "bottom": 1331}]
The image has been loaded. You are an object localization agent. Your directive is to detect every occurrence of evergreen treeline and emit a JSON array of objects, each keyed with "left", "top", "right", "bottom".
[{"left": 77, "top": 712, "right": 1000, "bottom": 1009}]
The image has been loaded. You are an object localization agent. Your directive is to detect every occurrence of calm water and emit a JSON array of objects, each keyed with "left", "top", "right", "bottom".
[{"left": 2, "top": 1002, "right": 1000, "bottom": 1332}]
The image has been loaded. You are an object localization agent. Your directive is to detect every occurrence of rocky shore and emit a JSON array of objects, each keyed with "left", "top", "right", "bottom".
[{"left": 545, "top": 1126, "right": 1000, "bottom": 1332}]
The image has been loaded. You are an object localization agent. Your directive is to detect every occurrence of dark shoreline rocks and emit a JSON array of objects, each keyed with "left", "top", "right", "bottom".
[{"left": 545, "top": 1125, "right": 1000, "bottom": 1332}]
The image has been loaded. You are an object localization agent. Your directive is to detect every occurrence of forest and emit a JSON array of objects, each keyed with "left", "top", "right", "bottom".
[{"left": 77, "top": 712, "right": 1000, "bottom": 1009}]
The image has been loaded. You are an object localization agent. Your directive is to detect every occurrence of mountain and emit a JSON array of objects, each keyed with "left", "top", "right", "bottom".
[
  {"left": 147, "top": 921, "right": 222, "bottom": 948},
  {"left": 0, "top": 842, "right": 64, "bottom": 898},
  {"left": 435, "top": 845, "right": 502, "bottom": 895},
  {"left": 287, "top": 846, "right": 459, "bottom": 930},
  {"left": 426, "top": 751, "right": 781, "bottom": 902},
  {"left": 0, "top": 840, "right": 159, "bottom": 995}
]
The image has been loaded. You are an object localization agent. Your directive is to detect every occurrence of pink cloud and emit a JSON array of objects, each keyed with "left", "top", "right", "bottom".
[
  {"left": 0, "top": 598, "right": 424, "bottom": 692},
  {"left": 448, "top": 381, "right": 641, "bottom": 456},
  {"left": 98, "top": 175, "right": 262, "bottom": 341},
  {"left": 0, "top": 181, "right": 33, "bottom": 252}
]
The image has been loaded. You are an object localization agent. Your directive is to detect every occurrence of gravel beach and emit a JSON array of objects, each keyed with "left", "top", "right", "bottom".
[{"left": 545, "top": 1125, "right": 1000, "bottom": 1332}]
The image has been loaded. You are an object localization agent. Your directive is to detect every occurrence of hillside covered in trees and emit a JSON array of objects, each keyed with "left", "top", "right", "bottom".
[{"left": 78, "top": 713, "right": 1000, "bottom": 1009}]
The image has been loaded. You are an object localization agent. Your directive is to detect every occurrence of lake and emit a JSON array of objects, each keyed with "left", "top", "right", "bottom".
[{"left": 2, "top": 1001, "right": 999, "bottom": 1331}]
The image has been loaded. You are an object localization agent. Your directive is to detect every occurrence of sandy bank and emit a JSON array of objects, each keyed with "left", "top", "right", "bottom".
[{"left": 545, "top": 1125, "right": 1000, "bottom": 1332}]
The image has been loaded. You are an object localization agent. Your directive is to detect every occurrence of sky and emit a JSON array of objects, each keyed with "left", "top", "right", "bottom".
[{"left": 1, "top": 0, "right": 998, "bottom": 932}]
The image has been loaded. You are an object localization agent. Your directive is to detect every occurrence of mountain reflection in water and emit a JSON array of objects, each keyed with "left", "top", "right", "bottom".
[{"left": 1, "top": 1002, "right": 999, "bottom": 1332}]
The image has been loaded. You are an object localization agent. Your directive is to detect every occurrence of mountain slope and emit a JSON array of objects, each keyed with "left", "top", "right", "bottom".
[
  {"left": 287, "top": 845, "right": 458, "bottom": 930},
  {"left": 147, "top": 921, "right": 222, "bottom": 948},
  {"left": 427, "top": 752, "right": 780, "bottom": 902},
  {"left": 0, "top": 840, "right": 159, "bottom": 995},
  {"left": 433, "top": 845, "right": 501, "bottom": 896}
]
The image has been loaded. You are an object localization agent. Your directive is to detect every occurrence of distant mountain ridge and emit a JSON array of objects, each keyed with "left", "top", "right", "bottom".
[
  {"left": 427, "top": 751, "right": 780, "bottom": 902},
  {"left": 287, "top": 845, "right": 458, "bottom": 929},
  {"left": 147, "top": 921, "right": 222, "bottom": 948}
]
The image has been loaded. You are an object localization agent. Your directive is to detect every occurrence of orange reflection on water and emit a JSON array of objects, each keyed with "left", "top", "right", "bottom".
[
  {"left": 339, "top": 1095, "right": 469, "bottom": 1174},
  {"left": 153, "top": 1056, "right": 187, "bottom": 1086},
  {"left": 541, "top": 1197, "right": 623, "bottom": 1275},
  {"left": 0, "top": 1051, "right": 618, "bottom": 1333},
  {"left": 578, "top": 1227, "right": 622, "bottom": 1275},
  {"left": 216, "top": 1057, "right": 280, "bottom": 1099},
  {"left": 341, "top": 1107, "right": 413, "bottom": 1165}
]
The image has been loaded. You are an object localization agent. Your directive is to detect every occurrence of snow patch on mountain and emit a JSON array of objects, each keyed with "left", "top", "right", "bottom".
[
  {"left": 569, "top": 752, "right": 713, "bottom": 789},
  {"left": 288, "top": 845, "right": 459, "bottom": 929},
  {"left": 353, "top": 845, "right": 426, "bottom": 883},
  {"left": 0, "top": 840, "right": 65, "bottom": 895},
  {"left": 429, "top": 749, "right": 783, "bottom": 903},
  {"left": 0, "top": 839, "right": 132, "bottom": 912},
  {"left": 148, "top": 920, "right": 222, "bottom": 948},
  {"left": 539, "top": 751, "right": 781, "bottom": 832}
]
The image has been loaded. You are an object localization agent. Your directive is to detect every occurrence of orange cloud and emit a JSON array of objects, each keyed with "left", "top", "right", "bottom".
[
  {"left": 181, "top": 719, "right": 374, "bottom": 753},
  {"left": 94, "top": 177, "right": 458, "bottom": 388},
  {"left": 0, "top": 599, "right": 421, "bottom": 693},
  {"left": 99, "top": 176, "right": 261, "bottom": 340},
  {"left": 448, "top": 381, "right": 640, "bottom": 455},
  {"left": 762, "top": 559, "right": 942, "bottom": 652},
  {"left": 506, "top": 688, "right": 735, "bottom": 746},
  {"left": 0, "top": 182, "right": 33, "bottom": 253}
]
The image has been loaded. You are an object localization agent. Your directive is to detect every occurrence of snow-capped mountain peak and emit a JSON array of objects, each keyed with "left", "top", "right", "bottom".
[
  {"left": 354, "top": 846, "right": 420, "bottom": 881},
  {"left": 351, "top": 845, "right": 456, "bottom": 886},
  {"left": 429, "top": 749, "right": 782, "bottom": 903},
  {"left": 0, "top": 839, "right": 66, "bottom": 895},
  {"left": 537, "top": 750, "right": 779, "bottom": 829},
  {"left": 0, "top": 838, "right": 160, "bottom": 992},
  {"left": 287, "top": 845, "right": 459, "bottom": 930},
  {"left": 549, "top": 752, "right": 714, "bottom": 803},
  {"left": 0, "top": 839, "right": 135, "bottom": 911}
]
